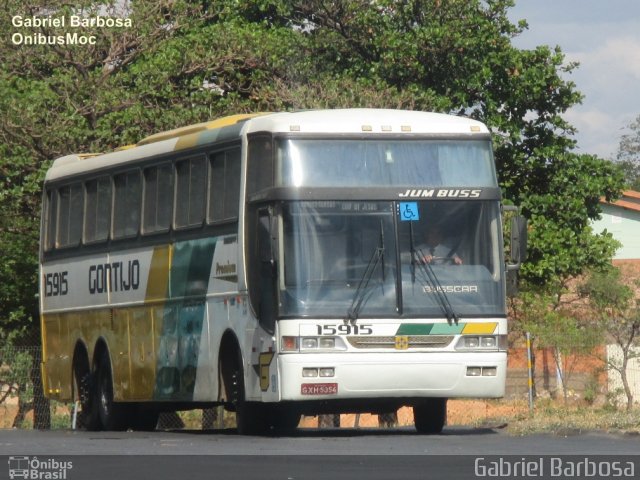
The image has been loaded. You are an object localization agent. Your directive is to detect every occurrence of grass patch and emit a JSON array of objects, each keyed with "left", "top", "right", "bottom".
[{"left": 473, "top": 399, "right": 640, "bottom": 435}]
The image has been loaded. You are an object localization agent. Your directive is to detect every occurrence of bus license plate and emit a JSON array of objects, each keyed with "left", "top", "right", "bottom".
[{"left": 301, "top": 383, "right": 338, "bottom": 395}]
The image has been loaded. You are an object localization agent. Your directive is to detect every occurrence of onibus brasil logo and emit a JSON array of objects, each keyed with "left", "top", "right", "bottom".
[{"left": 8, "top": 456, "right": 73, "bottom": 479}]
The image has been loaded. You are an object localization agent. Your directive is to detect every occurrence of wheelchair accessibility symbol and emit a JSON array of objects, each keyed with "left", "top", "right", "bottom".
[{"left": 399, "top": 202, "right": 420, "bottom": 221}]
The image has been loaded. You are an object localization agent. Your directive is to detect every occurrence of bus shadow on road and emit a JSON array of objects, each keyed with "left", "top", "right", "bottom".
[{"left": 163, "top": 426, "right": 502, "bottom": 437}]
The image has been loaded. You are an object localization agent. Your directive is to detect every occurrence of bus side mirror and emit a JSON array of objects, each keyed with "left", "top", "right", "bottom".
[
  {"left": 509, "top": 215, "right": 528, "bottom": 269},
  {"left": 503, "top": 207, "right": 527, "bottom": 297},
  {"left": 503, "top": 205, "right": 527, "bottom": 271}
]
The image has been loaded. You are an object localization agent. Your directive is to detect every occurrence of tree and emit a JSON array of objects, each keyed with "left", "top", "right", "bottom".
[
  {"left": 509, "top": 282, "right": 604, "bottom": 403},
  {"left": 616, "top": 114, "right": 640, "bottom": 190},
  {"left": 579, "top": 267, "right": 640, "bottom": 411}
]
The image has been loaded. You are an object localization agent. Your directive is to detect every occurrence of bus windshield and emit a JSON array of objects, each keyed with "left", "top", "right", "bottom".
[
  {"left": 280, "top": 201, "right": 505, "bottom": 318},
  {"left": 276, "top": 139, "right": 497, "bottom": 187}
]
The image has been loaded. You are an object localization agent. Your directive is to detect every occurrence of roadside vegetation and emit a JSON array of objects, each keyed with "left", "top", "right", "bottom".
[{"left": 468, "top": 399, "right": 640, "bottom": 436}]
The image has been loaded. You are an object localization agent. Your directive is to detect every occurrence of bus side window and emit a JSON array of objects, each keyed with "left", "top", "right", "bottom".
[
  {"left": 56, "top": 184, "right": 83, "bottom": 248},
  {"left": 208, "top": 147, "right": 240, "bottom": 223},
  {"left": 44, "top": 189, "right": 57, "bottom": 251},
  {"left": 113, "top": 171, "right": 141, "bottom": 239},
  {"left": 84, "top": 177, "right": 112, "bottom": 243},
  {"left": 143, "top": 164, "right": 173, "bottom": 234},
  {"left": 175, "top": 156, "right": 206, "bottom": 229},
  {"left": 246, "top": 135, "right": 273, "bottom": 197}
]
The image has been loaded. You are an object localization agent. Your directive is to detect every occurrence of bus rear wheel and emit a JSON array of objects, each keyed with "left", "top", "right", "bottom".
[
  {"left": 413, "top": 398, "right": 447, "bottom": 434},
  {"left": 96, "top": 350, "right": 131, "bottom": 431},
  {"left": 73, "top": 369, "right": 100, "bottom": 431}
]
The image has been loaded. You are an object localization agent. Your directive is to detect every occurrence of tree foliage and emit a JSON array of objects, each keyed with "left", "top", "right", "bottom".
[
  {"left": 0, "top": 0, "right": 626, "bottom": 343},
  {"left": 579, "top": 267, "right": 640, "bottom": 411},
  {"left": 616, "top": 114, "right": 640, "bottom": 190}
]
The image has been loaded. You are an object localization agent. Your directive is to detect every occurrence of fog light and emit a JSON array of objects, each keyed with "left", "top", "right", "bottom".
[
  {"left": 303, "top": 368, "right": 318, "bottom": 378},
  {"left": 464, "top": 336, "right": 479, "bottom": 348},
  {"left": 482, "top": 367, "right": 497, "bottom": 377},
  {"left": 319, "top": 368, "right": 335, "bottom": 378},
  {"left": 319, "top": 337, "right": 335, "bottom": 349},
  {"left": 302, "top": 338, "right": 318, "bottom": 349},
  {"left": 481, "top": 337, "right": 496, "bottom": 348},
  {"left": 467, "top": 367, "right": 482, "bottom": 377}
]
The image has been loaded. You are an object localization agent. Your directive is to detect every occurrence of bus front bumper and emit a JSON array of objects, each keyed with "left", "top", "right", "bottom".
[{"left": 278, "top": 351, "right": 506, "bottom": 401}]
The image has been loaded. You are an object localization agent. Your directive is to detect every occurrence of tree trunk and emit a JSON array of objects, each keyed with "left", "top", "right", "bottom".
[{"left": 619, "top": 355, "right": 634, "bottom": 412}]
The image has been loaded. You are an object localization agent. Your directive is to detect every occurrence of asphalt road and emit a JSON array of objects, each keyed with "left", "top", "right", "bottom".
[{"left": 1, "top": 427, "right": 639, "bottom": 480}]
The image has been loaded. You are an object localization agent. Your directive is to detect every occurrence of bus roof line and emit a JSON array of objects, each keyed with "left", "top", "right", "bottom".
[{"left": 136, "top": 113, "right": 270, "bottom": 147}]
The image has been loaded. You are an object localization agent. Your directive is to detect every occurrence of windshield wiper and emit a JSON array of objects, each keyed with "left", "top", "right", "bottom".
[
  {"left": 345, "top": 221, "right": 386, "bottom": 324},
  {"left": 409, "top": 224, "right": 460, "bottom": 325}
]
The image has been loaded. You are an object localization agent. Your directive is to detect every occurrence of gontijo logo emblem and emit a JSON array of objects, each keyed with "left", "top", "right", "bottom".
[{"left": 8, "top": 456, "right": 73, "bottom": 479}]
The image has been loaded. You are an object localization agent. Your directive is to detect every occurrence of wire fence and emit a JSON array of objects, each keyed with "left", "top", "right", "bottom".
[{"left": 1, "top": 343, "right": 639, "bottom": 431}]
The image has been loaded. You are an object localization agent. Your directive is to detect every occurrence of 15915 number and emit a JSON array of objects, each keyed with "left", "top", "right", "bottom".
[
  {"left": 44, "top": 271, "right": 68, "bottom": 297},
  {"left": 316, "top": 324, "right": 373, "bottom": 335}
]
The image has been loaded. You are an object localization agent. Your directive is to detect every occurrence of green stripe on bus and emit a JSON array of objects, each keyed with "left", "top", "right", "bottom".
[
  {"left": 154, "top": 238, "right": 217, "bottom": 401},
  {"left": 396, "top": 323, "right": 465, "bottom": 335},
  {"left": 396, "top": 324, "right": 434, "bottom": 335}
]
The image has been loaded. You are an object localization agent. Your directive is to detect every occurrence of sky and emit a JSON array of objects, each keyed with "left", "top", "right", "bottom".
[{"left": 508, "top": 0, "right": 640, "bottom": 159}]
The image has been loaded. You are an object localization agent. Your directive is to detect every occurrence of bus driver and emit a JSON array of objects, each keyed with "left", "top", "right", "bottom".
[{"left": 418, "top": 225, "right": 463, "bottom": 265}]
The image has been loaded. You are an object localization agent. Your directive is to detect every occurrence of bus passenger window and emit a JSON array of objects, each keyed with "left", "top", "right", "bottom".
[
  {"left": 113, "top": 171, "right": 141, "bottom": 239},
  {"left": 56, "top": 184, "right": 83, "bottom": 248},
  {"left": 44, "top": 189, "right": 57, "bottom": 251},
  {"left": 84, "top": 177, "right": 111, "bottom": 243},
  {"left": 143, "top": 164, "right": 173, "bottom": 234},
  {"left": 247, "top": 136, "right": 273, "bottom": 196},
  {"left": 209, "top": 148, "right": 240, "bottom": 222},
  {"left": 175, "top": 156, "right": 206, "bottom": 228}
]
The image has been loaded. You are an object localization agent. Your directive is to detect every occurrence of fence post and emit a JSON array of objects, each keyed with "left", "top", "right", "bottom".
[{"left": 526, "top": 332, "right": 534, "bottom": 415}]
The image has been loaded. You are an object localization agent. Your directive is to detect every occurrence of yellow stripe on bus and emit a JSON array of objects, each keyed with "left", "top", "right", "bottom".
[
  {"left": 145, "top": 245, "right": 172, "bottom": 302},
  {"left": 461, "top": 322, "right": 497, "bottom": 335}
]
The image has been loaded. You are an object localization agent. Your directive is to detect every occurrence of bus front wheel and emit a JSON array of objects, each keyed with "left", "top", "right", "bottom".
[
  {"left": 413, "top": 398, "right": 447, "bottom": 434},
  {"left": 231, "top": 366, "right": 268, "bottom": 435},
  {"left": 269, "top": 405, "right": 300, "bottom": 435}
]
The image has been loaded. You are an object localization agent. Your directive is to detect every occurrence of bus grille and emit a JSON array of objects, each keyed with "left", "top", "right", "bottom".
[{"left": 346, "top": 335, "right": 454, "bottom": 349}]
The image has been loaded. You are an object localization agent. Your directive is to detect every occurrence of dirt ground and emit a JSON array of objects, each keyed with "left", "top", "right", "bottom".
[{"left": 299, "top": 399, "right": 528, "bottom": 428}]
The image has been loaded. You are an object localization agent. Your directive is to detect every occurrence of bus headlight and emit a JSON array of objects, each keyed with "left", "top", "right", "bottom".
[
  {"left": 302, "top": 338, "right": 318, "bottom": 349},
  {"left": 281, "top": 336, "right": 347, "bottom": 352},
  {"left": 455, "top": 335, "right": 506, "bottom": 351},
  {"left": 319, "top": 337, "right": 335, "bottom": 349}
]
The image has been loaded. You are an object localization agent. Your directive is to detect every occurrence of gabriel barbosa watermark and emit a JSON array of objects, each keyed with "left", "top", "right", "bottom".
[
  {"left": 474, "top": 457, "right": 636, "bottom": 478},
  {"left": 10, "top": 15, "right": 132, "bottom": 46}
]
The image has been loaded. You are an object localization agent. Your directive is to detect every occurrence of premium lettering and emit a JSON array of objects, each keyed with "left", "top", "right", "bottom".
[{"left": 215, "top": 262, "right": 237, "bottom": 275}]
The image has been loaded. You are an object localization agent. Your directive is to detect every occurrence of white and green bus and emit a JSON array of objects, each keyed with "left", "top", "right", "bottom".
[{"left": 40, "top": 109, "right": 525, "bottom": 434}]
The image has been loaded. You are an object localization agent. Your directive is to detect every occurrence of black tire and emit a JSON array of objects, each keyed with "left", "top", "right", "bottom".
[
  {"left": 268, "top": 405, "right": 300, "bottom": 436},
  {"left": 413, "top": 398, "right": 447, "bottom": 434},
  {"left": 230, "top": 360, "right": 268, "bottom": 435},
  {"left": 73, "top": 369, "right": 100, "bottom": 431},
  {"left": 96, "top": 350, "right": 131, "bottom": 431},
  {"left": 129, "top": 405, "right": 159, "bottom": 431}
]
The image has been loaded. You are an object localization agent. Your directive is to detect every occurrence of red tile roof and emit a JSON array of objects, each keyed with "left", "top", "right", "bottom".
[{"left": 601, "top": 190, "right": 640, "bottom": 213}]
